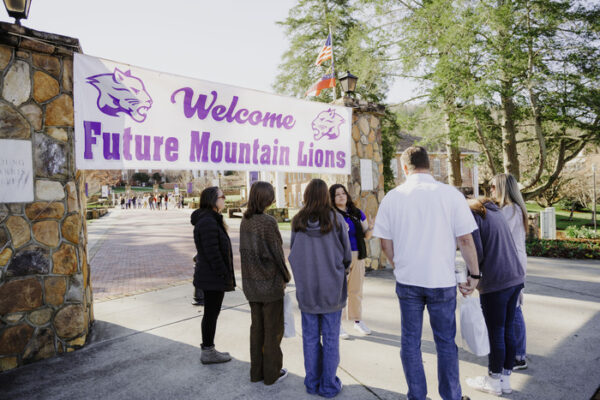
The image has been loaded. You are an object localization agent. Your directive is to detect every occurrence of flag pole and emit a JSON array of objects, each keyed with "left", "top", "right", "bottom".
[{"left": 329, "top": 24, "right": 337, "bottom": 101}]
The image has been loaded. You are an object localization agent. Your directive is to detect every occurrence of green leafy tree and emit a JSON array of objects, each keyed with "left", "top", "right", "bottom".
[
  {"left": 367, "top": 0, "right": 600, "bottom": 196},
  {"left": 132, "top": 172, "right": 150, "bottom": 185},
  {"left": 275, "top": 0, "right": 391, "bottom": 102},
  {"left": 275, "top": 0, "right": 397, "bottom": 189}
]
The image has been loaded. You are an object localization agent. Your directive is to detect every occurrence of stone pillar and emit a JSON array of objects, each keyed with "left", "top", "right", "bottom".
[
  {"left": 0, "top": 22, "right": 92, "bottom": 371},
  {"left": 334, "top": 97, "right": 386, "bottom": 269}
]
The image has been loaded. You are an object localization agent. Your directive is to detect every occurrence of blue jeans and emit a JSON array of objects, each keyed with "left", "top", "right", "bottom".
[
  {"left": 395, "top": 283, "right": 461, "bottom": 400},
  {"left": 514, "top": 302, "right": 526, "bottom": 358},
  {"left": 301, "top": 311, "right": 342, "bottom": 398},
  {"left": 480, "top": 284, "right": 524, "bottom": 374}
]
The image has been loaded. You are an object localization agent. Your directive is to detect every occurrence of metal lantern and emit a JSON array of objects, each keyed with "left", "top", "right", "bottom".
[
  {"left": 3, "top": 0, "right": 31, "bottom": 25},
  {"left": 339, "top": 71, "right": 358, "bottom": 94}
]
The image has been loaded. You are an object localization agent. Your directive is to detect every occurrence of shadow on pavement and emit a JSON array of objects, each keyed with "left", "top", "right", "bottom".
[{"left": 0, "top": 321, "right": 405, "bottom": 400}]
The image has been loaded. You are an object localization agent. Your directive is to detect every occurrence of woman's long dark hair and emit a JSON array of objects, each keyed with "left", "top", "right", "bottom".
[
  {"left": 200, "top": 186, "right": 220, "bottom": 210},
  {"left": 292, "top": 179, "right": 338, "bottom": 233},
  {"left": 329, "top": 184, "right": 359, "bottom": 215},
  {"left": 244, "top": 181, "right": 274, "bottom": 218}
]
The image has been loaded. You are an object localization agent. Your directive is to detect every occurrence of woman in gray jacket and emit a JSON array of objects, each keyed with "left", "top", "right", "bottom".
[{"left": 289, "top": 179, "right": 352, "bottom": 398}]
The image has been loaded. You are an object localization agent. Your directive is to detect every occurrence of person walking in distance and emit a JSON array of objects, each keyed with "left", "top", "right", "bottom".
[
  {"left": 329, "top": 184, "right": 374, "bottom": 339},
  {"left": 192, "top": 186, "right": 235, "bottom": 364},
  {"left": 373, "top": 146, "right": 479, "bottom": 400},
  {"left": 240, "top": 181, "right": 291, "bottom": 385}
]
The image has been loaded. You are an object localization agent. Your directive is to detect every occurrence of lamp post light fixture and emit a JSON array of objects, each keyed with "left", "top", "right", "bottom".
[
  {"left": 339, "top": 71, "right": 358, "bottom": 95},
  {"left": 3, "top": 0, "right": 31, "bottom": 25}
]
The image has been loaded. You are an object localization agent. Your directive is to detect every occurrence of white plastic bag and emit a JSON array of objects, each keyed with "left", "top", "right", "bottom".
[
  {"left": 460, "top": 296, "right": 490, "bottom": 356},
  {"left": 283, "top": 292, "right": 296, "bottom": 338}
]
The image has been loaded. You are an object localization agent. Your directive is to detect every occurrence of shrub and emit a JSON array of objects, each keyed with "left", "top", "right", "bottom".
[
  {"left": 565, "top": 225, "right": 600, "bottom": 239},
  {"left": 526, "top": 238, "right": 600, "bottom": 259}
]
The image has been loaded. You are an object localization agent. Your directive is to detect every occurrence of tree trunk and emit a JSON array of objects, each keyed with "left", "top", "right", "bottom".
[
  {"left": 474, "top": 116, "right": 497, "bottom": 176},
  {"left": 500, "top": 86, "right": 520, "bottom": 181},
  {"left": 444, "top": 110, "right": 462, "bottom": 187}
]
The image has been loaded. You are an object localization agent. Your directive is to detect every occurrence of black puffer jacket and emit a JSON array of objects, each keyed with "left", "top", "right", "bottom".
[{"left": 192, "top": 209, "right": 236, "bottom": 292}]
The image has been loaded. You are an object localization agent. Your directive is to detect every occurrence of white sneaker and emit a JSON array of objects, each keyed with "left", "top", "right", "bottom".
[
  {"left": 353, "top": 321, "right": 372, "bottom": 335},
  {"left": 465, "top": 375, "right": 502, "bottom": 396},
  {"left": 339, "top": 326, "right": 350, "bottom": 340},
  {"left": 500, "top": 375, "right": 512, "bottom": 394}
]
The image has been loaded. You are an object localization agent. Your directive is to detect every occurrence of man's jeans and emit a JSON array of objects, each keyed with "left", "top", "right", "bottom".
[
  {"left": 396, "top": 282, "right": 462, "bottom": 400},
  {"left": 480, "top": 283, "right": 524, "bottom": 374},
  {"left": 301, "top": 311, "right": 343, "bottom": 398}
]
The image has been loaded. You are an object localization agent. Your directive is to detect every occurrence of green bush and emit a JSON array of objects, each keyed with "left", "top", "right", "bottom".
[
  {"left": 526, "top": 238, "right": 600, "bottom": 259},
  {"left": 565, "top": 225, "right": 600, "bottom": 239}
]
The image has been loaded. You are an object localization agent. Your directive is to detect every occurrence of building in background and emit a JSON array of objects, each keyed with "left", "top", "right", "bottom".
[{"left": 392, "top": 134, "right": 480, "bottom": 196}]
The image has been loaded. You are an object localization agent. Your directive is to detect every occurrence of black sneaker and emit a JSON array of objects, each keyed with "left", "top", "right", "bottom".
[
  {"left": 513, "top": 358, "right": 528, "bottom": 370},
  {"left": 275, "top": 368, "right": 288, "bottom": 384},
  {"left": 191, "top": 298, "right": 204, "bottom": 306},
  {"left": 461, "top": 396, "right": 471, "bottom": 400}
]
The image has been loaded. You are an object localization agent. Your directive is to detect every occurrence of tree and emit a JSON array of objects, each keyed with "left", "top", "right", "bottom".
[
  {"left": 275, "top": 0, "right": 398, "bottom": 189},
  {"left": 132, "top": 172, "right": 150, "bottom": 185},
  {"left": 152, "top": 172, "right": 162, "bottom": 183},
  {"left": 366, "top": 0, "right": 600, "bottom": 196},
  {"left": 275, "top": 0, "right": 392, "bottom": 102}
]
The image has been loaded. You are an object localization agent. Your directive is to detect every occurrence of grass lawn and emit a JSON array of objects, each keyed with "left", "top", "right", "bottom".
[{"left": 526, "top": 203, "right": 596, "bottom": 231}]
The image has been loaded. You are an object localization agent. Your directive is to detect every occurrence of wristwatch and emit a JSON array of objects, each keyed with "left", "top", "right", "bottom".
[{"left": 469, "top": 272, "right": 483, "bottom": 279}]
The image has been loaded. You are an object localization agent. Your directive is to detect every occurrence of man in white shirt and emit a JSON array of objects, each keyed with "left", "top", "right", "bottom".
[{"left": 373, "top": 146, "right": 480, "bottom": 400}]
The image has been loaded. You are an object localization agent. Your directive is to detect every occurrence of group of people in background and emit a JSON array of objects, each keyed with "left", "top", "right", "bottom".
[
  {"left": 190, "top": 145, "right": 529, "bottom": 400},
  {"left": 118, "top": 193, "right": 185, "bottom": 210}
]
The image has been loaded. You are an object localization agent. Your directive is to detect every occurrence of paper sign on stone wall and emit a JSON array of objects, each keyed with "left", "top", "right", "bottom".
[
  {"left": 0, "top": 139, "right": 34, "bottom": 202},
  {"left": 73, "top": 54, "right": 352, "bottom": 174},
  {"left": 360, "top": 159, "right": 374, "bottom": 191}
]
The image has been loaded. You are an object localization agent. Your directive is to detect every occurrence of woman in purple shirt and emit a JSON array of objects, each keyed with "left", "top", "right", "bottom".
[{"left": 329, "top": 184, "right": 374, "bottom": 339}]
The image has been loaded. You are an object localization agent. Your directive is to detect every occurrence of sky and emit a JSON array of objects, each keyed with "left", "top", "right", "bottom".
[{"left": 0, "top": 0, "right": 417, "bottom": 104}]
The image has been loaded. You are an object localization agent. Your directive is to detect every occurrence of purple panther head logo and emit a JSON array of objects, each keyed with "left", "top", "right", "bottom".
[
  {"left": 86, "top": 68, "right": 153, "bottom": 123},
  {"left": 311, "top": 108, "right": 345, "bottom": 141}
]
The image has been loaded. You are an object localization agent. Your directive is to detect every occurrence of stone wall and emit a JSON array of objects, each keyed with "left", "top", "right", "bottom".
[
  {"left": 0, "top": 23, "right": 92, "bottom": 371},
  {"left": 335, "top": 97, "right": 387, "bottom": 269}
]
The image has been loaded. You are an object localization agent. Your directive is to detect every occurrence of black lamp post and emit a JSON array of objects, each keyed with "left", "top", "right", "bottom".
[
  {"left": 3, "top": 0, "right": 31, "bottom": 25},
  {"left": 339, "top": 71, "right": 358, "bottom": 95}
]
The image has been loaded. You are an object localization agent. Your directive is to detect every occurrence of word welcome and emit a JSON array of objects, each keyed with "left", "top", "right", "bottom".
[{"left": 171, "top": 88, "right": 296, "bottom": 129}]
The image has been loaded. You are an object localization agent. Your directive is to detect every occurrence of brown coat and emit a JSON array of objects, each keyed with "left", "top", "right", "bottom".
[{"left": 239, "top": 213, "right": 291, "bottom": 303}]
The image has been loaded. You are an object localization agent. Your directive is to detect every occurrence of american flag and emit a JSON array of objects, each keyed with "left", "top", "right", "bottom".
[{"left": 314, "top": 34, "right": 333, "bottom": 66}]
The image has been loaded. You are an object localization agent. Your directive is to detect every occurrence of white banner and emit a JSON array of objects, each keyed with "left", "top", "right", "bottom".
[{"left": 74, "top": 54, "right": 352, "bottom": 174}]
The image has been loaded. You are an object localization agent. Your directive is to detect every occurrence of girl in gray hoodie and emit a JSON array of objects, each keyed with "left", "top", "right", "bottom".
[{"left": 289, "top": 179, "right": 352, "bottom": 398}]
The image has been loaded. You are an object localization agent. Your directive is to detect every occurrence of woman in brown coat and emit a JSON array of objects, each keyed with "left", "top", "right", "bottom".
[{"left": 239, "top": 181, "right": 291, "bottom": 385}]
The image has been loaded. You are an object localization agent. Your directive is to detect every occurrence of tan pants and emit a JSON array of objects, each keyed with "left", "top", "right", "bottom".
[{"left": 344, "top": 251, "right": 365, "bottom": 321}]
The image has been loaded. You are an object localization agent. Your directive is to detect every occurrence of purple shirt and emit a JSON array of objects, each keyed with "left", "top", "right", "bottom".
[{"left": 343, "top": 209, "right": 366, "bottom": 251}]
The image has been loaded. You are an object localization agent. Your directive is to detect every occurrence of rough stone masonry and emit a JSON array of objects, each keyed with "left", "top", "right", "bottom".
[{"left": 0, "top": 22, "right": 92, "bottom": 372}]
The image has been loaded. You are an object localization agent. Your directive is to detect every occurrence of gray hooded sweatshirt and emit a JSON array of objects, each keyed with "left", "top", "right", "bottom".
[{"left": 288, "top": 211, "right": 352, "bottom": 314}]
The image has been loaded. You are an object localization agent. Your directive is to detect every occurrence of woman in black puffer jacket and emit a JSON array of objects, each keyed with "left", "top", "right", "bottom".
[{"left": 192, "top": 186, "right": 236, "bottom": 364}]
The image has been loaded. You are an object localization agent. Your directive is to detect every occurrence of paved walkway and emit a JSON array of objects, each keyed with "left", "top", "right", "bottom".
[{"left": 1, "top": 209, "right": 599, "bottom": 399}]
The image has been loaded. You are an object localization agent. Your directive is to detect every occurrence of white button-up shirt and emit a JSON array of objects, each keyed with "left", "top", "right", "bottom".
[{"left": 373, "top": 173, "right": 477, "bottom": 288}]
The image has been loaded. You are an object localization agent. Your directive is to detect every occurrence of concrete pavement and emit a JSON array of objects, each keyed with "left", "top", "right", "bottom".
[{"left": 1, "top": 209, "right": 599, "bottom": 399}]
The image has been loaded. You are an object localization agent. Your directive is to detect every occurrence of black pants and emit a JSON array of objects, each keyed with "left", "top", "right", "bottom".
[
  {"left": 201, "top": 290, "right": 225, "bottom": 348},
  {"left": 249, "top": 299, "right": 284, "bottom": 384}
]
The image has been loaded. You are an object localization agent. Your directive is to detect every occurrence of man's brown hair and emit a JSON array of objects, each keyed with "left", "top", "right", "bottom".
[{"left": 400, "top": 146, "right": 430, "bottom": 173}]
